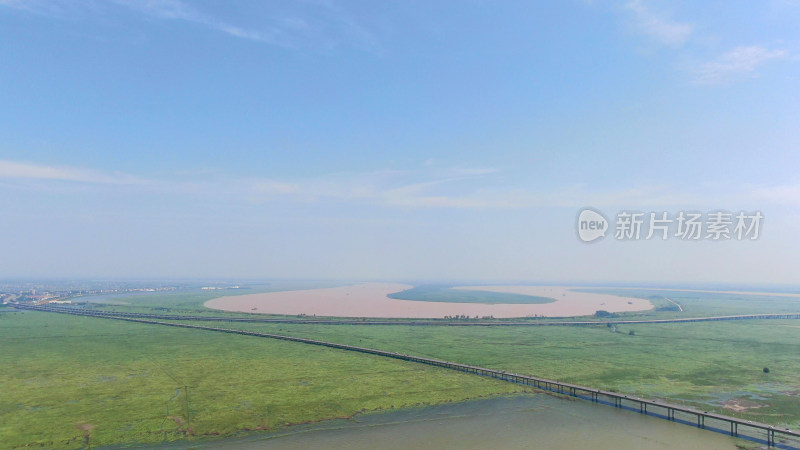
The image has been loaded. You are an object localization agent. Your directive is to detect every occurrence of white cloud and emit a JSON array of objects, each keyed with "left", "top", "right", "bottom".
[
  {"left": 0, "top": 0, "right": 101, "bottom": 17},
  {"left": 692, "top": 45, "right": 788, "bottom": 85},
  {"left": 448, "top": 167, "right": 500, "bottom": 176},
  {"left": 112, "top": 0, "right": 278, "bottom": 44},
  {"left": 626, "top": 0, "right": 692, "bottom": 46},
  {"left": 377, "top": 185, "right": 705, "bottom": 210},
  {"left": 0, "top": 0, "right": 33, "bottom": 10},
  {"left": 1, "top": 0, "right": 380, "bottom": 52},
  {"left": 0, "top": 0, "right": 267, "bottom": 41},
  {"left": 750, "top": 184, "right": 800, "bottom": 206},
  {"left": 5, "top": 160, "right": 793, "bottom": 211},
  {"left": 248, "top": 179, "right": 300, "bottom": 196},
  {"left": 0, "top": 160, "right": 145, "bottom": 185}
]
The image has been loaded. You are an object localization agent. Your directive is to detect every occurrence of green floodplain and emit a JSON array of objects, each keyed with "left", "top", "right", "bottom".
[{"left": 3, "top": 284, "right": 800, "bottom": 448}]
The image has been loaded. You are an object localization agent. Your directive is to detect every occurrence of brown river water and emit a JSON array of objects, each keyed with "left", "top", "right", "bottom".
[{"left": 138, "top": 394, "right": 753, "bottom": 449}]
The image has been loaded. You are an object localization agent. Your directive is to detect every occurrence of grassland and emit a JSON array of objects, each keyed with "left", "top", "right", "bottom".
[
  {"left": 7, "top": 285, "right": 800, "bottom": 447},
  {"left": 574, "top": 287, "right": 800, "bottom": 319},
  {"left": 0, "top": 311, "right": 525, "bottom": 449},
  {"left": 158, "top": 317, "right": 800, "bottom": 428},
  {"left": 387, "top": 285, "right": 555, "bottom": 304}
]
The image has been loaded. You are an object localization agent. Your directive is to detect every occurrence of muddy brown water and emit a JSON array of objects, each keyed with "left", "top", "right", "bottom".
[
  {"left": 205, "top": 283, "right": 653, "bottom": 318},
  {"left": 138, "top": 394, "right": 750, "bottom": 449}
]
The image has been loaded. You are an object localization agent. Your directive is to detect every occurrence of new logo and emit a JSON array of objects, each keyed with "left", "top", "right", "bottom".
[{"left": 577, "top": 208, "right": 608, "bottom": 242}]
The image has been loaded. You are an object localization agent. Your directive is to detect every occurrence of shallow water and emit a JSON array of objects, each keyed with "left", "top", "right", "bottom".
[{"left": 146, "top": 394, "right": 748, "bottom": 449}]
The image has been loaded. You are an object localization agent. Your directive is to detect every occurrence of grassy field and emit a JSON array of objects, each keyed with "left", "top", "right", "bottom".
[
  {"left": 7, "top": 285, "right": 800, "bottom": 447},
  {"left": 0, "top": 311, "right": 525, "bottom": 449},
  {"left": 164, "top": 318, "right": 800, "bottom": 428},
  {"left": 575, "top": 288, "right": 800, "bottom": 319},
  {"left": 387, "top": 285, "right": 555, "bottom": 304}
]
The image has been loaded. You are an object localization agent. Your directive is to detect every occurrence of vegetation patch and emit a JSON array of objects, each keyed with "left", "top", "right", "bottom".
[
  {"left": 0, "top": 312, "right": 524, "bottom": 448},
  {"left": 175, "top": 318, "right": 800, "bottom": 428},
  {"left": 388, "top": 285, "right": 555, "bottom": 305}
]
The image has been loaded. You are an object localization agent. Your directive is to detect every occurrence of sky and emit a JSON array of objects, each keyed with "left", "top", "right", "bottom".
[{"left": 1, "top": 0, "right": 799, "bottom": 284}]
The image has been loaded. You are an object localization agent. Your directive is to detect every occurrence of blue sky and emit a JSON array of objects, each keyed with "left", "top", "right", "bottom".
[{"left": 1, "top": 0, "right": 799, "bottom": 283}]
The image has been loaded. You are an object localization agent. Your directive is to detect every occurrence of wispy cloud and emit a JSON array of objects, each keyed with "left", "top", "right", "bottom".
[
  {"left": 1, "top": 0, "right": 381, "bottom": 52},
  {"left": 0, "top": 0, "right": 44, "bottom": 12},
  {"left": 750, "top": 184, "right": 800, "bottom": 206},
  {"left": 5, "top": 160, "right": 793, "bottom": 210},
  {"left": 448, "top": 167, "right": 500, "bottom": 176},
  {"left": 626, "top": 0, "right": 692, "bottom": 47},
  {"left": 0, "top": 160, "right": 687, "bottom": 210},
  {"left": 112, "top": 0, "right": 279, "bottom": 44},
  {"left": 692, "top": 45, "right": 788, "bottom": 85},
  {"left": 309, "top": 0, "right": 383, "bottom": 54},
  {"left": 0, "top": 0, "right": 103, "bottom": 18},
  {"left": 0, "top": 160, "right": 502, "bottom": 207},
  {"left": 375, "top": 185, "right": 709, "bottom": 210},
  {"left": 0, "top": 0, "right": 272, "bottom": 42},
  {"left": 0, "top": 160, "right": 145, "bottom": 185}
]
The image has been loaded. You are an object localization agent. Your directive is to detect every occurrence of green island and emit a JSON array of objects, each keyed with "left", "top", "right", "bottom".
[{"left": 387, "top": 284, "right": 555, "bottom": 304}]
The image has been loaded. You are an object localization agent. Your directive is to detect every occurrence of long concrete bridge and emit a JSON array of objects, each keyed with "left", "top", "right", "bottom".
[{"left": 14, "top": 304, "right": 800, "bottom": 448}]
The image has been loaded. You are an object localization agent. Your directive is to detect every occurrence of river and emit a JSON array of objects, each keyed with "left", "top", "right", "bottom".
[{"left": 140, "top": 394, "right": 747, "bottom": 449}]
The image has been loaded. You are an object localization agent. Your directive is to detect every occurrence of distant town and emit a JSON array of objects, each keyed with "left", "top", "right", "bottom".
[{"left": 0, "top": 281, "right": 243, "bottom": 306}]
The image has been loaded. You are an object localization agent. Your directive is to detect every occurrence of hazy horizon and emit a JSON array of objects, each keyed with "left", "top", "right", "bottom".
[{"left": 2, "top": 1, "right": 798, "bottom": 284}]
